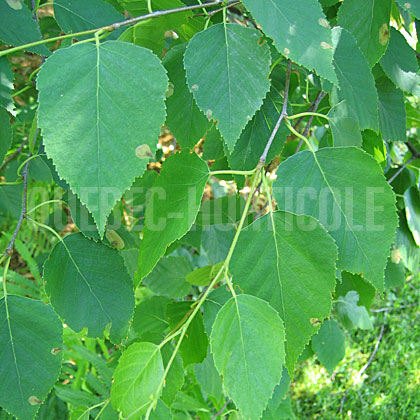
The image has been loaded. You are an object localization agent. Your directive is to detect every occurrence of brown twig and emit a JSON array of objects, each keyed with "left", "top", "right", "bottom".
[
  {"left": 0, "top": 140, "right": 28, "bottom": 172},
  {"left": 259, "top": 60, "right": 292, "bottom": 164},
  {"left": 339, "top": 324, "right": 385, "bottom": 414},
  {"left": 295, "top": 91, "right": 326, "bottom": 153},
  {"left": 211, "top": 399, "right": 230, "bottom": 420}
]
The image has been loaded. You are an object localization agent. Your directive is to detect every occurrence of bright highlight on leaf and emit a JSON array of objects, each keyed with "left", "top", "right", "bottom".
[{"left": 37, "top": 41, "right": 168, "bottom": 236}]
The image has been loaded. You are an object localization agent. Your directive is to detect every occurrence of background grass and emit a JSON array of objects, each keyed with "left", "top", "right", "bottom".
[{"left": 291, "top": 274, "right": 420, "bottom": 419}]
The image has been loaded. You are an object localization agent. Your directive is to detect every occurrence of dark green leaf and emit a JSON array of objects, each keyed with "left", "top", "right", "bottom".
[
  {"left": 0, "top": 108, "right": 12, "bottom": 165},
  {"left": 335, "top": 271, "right": 376, "bottom": 309},
  {"left": 0, "top": 57, "right": 14, "bottom": 113},
  {"left": 404, "top": 186, "right": 420, "bottom": 246}
]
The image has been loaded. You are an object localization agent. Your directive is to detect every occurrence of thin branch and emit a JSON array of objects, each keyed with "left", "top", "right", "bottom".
[
  {"left": 259, "top": 60, "right": 292, "bottom": 164},
  {"left": 0, "top": 140, "right": 28, "bottom": 172},
  {"left": 254, "top": 201, "right": 269, "bottom": 220},
  {"left": 387, "top": 155, "right": 416, "bottom": 184},
  {"left": 405, "top": 140, "right": 420, "bottom": 159},
  {"left": 371, "top": 304, "right": 417, "bottom": 313},
  {"left": 295, "top": 91, "right": 325, "bottom": 154},
  {"left": 195, "top": 1, "right": 240, "bottom": 17},
  {"left": 211, "top": 399, "right": 230, "bottom": 420},
  {"left": 339, "top": 324, "right": 385, "bottom": 414}
]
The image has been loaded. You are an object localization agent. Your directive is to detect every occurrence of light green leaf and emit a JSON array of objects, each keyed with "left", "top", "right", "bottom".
[
  {"left": 362, "top": 129, "right": 387, "bottom": 169},
  {"left": 311, "top": 319, "right": 346, "bottom": 375},
  {"left": 331, "top": 28, "right": 379, "bottom": 131},
  {"left": 186, "top": 262, "right": 224, "bottom": 287},
  {"left": 385, "top": 256, "right": 405, "bottom": 288},
  {"left": 273, "top": 147, "right": 397, "bottom": 292},
  {"left": 111, "top": 342, "right": 164, "bottom": 418},
  {"left": 54, "top": 0, "right": 124, "bottom": 41},
  {"left": 166, "top": 301, "right": 208, "bottom": 366},
  {"left": 375, "top": 67, "right": 407, "bottom": 142},
  {"left": 43, "top": 233, "right": 135, "bottom": 343},
  {"left": 336, "top": 291, "right": 373, "bottom": 330},
  {"left": 337, "top": 0, "right": 391, "bottom": 67},
  {"left": 210, "top": 294, "right": 285, "bottom": 420},
  {"left": 163, "top": 44, "right": 211, "bottom": 149},
  {"left": 327, "top": 100, "right": 362, "bottom": 147},
  {"left": 37, "top": 41, "right": 168, "bottom": 236},
  {"left": 150, "top": 399, "right": 173, "bottom": 420},
  {"left": 380, "top": 27, "right": 420, "bottom": 97},
  {"left": 0, "top": 108, "right": 12, "bottom": 165},
  {"left": 0, "top": 1, "right": 50, "bottom": 55},
  {"left": 404, "top": 187, "right": 420, "bottom": 246},
  {"left": 0, "top": 296, "right": 62, "bottom": 420},
  {"left": 335, "top": 271, "right": 376, "bottom": 309},
  {"left": 137, "top": 150, "right": 209, "bottom": 280},
  {"left": 161, "top": 343, "right": 184, "bottom": 406},
  {"left": 132, "top": 296, "right": 170, "bottom": 344},
  {"left": 230, "top": 212, "right": 337, "bottom": 373},
  {"left": 396, "top": 0, "right": 420, "bottom": 19},
  {"left": 143, "top": 256, "right": 192, "bottom": 297},
  {"left": 0, "top": 57, "right": 14, "bottom": 114},
  {"left": 118, "top": 0, "right": 183, "bottom": 16},
  {"left": 228, "top": 86, "right": 288, "bottom": 170},
  {"left": 184, "top": 23, "right": 271, "bottom": 151},
  {"left": 241, "top": 0, "right": 337, "bottom": 84}
]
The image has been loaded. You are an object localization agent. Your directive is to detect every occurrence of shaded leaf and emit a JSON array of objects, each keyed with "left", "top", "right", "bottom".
[
  {"left": 336, "top": 291, "right": 373, "bottom": 330},
  {"left": 0, "top": 108, "right": 12, "bottom": 165},
  {"left": 385, "top": 256, "right": 405, "bottom": 288},
  {"left": 44, "top": 233, "right": 135, "bottom": 343},
  {"left": 335, "top": 271, "right": 376, "bottom": 309},
  {"left": 404, "top": 186, "right": 420, "bottom": 246},
  {"left": 194, "top": 351, "right": 223, "bottom": 400},
  {"left": 0, "top": 57, "right": 14, "bottom": 113}
]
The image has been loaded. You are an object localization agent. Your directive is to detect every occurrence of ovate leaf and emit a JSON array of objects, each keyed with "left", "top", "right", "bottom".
[
  {"left": 54, "top": 0, "right": 124, "bottom": 41},
  {"left": 163, "top": 44, "right": 211, "bottom": 149},
  {"left": 111, "top": 342, "right": 164, "bottom": 418},
  {"left": 241, "top": 0, "right": 337, "bottom": 84},
  {"left": 184, "top": 23, "right": 271, "bottom": 151},
  {"left": 337, "top": 0, "right": 391, "bottom": 67},
  {"left": 0, "top": 57, "right": 14, "bottom": 113},
  {"left": 210, "top": 294, "right": 285, "bottom": 420},
  {"left": 37, "top": 41, "right": 168, "bottom": 235},
  {"left": 331, "top": 28, "right": 379, "bottom": 131},
  {"left": 311, "top": 319, "right": 346, "bottom": 375},
  {"left": 273, "top": 147, "right": 397, "bottom": 292},
  {"left": 194, "top": 351, "right": 223, "bottom": 401},
  {"left": 0, "top": 108, "right": 12, "bottom": 165},
  {"left": 0, "top": 1, "right": 50, "bottom": 55},
  {"left": 230, "top": 211, "right": 337, "bottom": 373},
  {"left": 44, "top": 233, "right": 135, "bottom": 343},
  {"left": 380, "top": 27, "right": 420, "bottom": 97},
  {"left": 404, "top": 187, "right": 420, "bottom": 246},
  {"left": 137, "top": 150, "right": 209, "bottom": 280},
  {"left": 0, "top": 296, "right": 62, "bottom": 420}
]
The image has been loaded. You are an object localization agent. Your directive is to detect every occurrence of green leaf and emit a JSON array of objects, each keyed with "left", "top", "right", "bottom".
[
  {"left": 395, "top": 0, "right": 420, "bottom": 19},
  {"left": 380, "top": 27, "right": 420, "bottom": 97},
  {"left": 166, "top": 301, "right": 208, "bottom": 366},
  {"left": 230, "top": 211, "right": 337, "bottom": 373},
  {"left": 335, "top": 271, "right": 376, "bottom": 309},
  {"left": 0, "top": 57, "right": 14, "bottom": 114},
  {"left": 161, "top": 343, "right": 184, "bottom": 406},
  {"left": 194, "top": 351, "right": 223, "bottom": 401},
  {"left": 202, "top": 286, "right": 231, "bottom": 336},
  {"left": 184, "top": 23, "right": 271, "bottom": 151},
  {"left": 228, "top": 86, "right": 288, "bottom": 170},
  {"left": 0, "top": 109, "right": 12, "bottom": 165},
  {"left": 0, "top": 1, "right": 50, "bottom": 55},
  {"left": 54, "top": 0, "right": 124, "bottom": 41},
  {"left": 327, "top": 100, "right": 362, "bottom": 147},
  {"left": 241, "top": 0, "right": 337, "bottom": 84},
  {"left": 37, "top": 41, "right": 168, "bottom": 235},
  {"left": 163, "top": 44, "right": 211, "bottom": 149},
  {"left": 362, "top": 129, "right": 387, "bottom": 169},
  {"left": 337, "top": 0, "right": 391, "bottom": 67},
  {"left": 311, "top": 319, "right": 346, "bottom": 375},
  {"left": 0, "top": 296, "right": 62, "bottom": 420},
  {"left": 336, "top": 291, "right": 373, "bottom": 330},
  {"left": 375, "top": 67, "right": 407, "bottom": 142},
  {"left": 132, "top": 296, "right": 170, "bottom": 344},
  {"left": 143, "top": 256, "right": 192, "bottom": 297},
  {"left": 111, "top": 342, "right": 164, "bottom": 418},
  {"left": 210, "top": 294, "right": 285, "bottom": 419},
  {"left": 137, "top": 150, "right": 209, "bottom": 280},
  {"left": 396, "top": 213, "right": 420, "bottom": 272},
  {"left": 385, "top": 256, "right": 405, "bottom": 288},
  {"left": 201, "top": 224, "right": 236, "bottom": 265},
  {"left": 186, "top": 262, "right": 224, "bottom": 287},
  {"left": 196, "top": 195, "right": 245, "bottom": 226},
  {"left": 404, "top": 187, "right": 420, "bottom": 246},
  {"left": 273, "top": 147, "right": 397, "bottom": 292},
  {"left": 43, "top": 233, "right": 135, "bottom": 343},
  {"left": 331, "top": 28, "right": 379, "bottom": 131}
]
